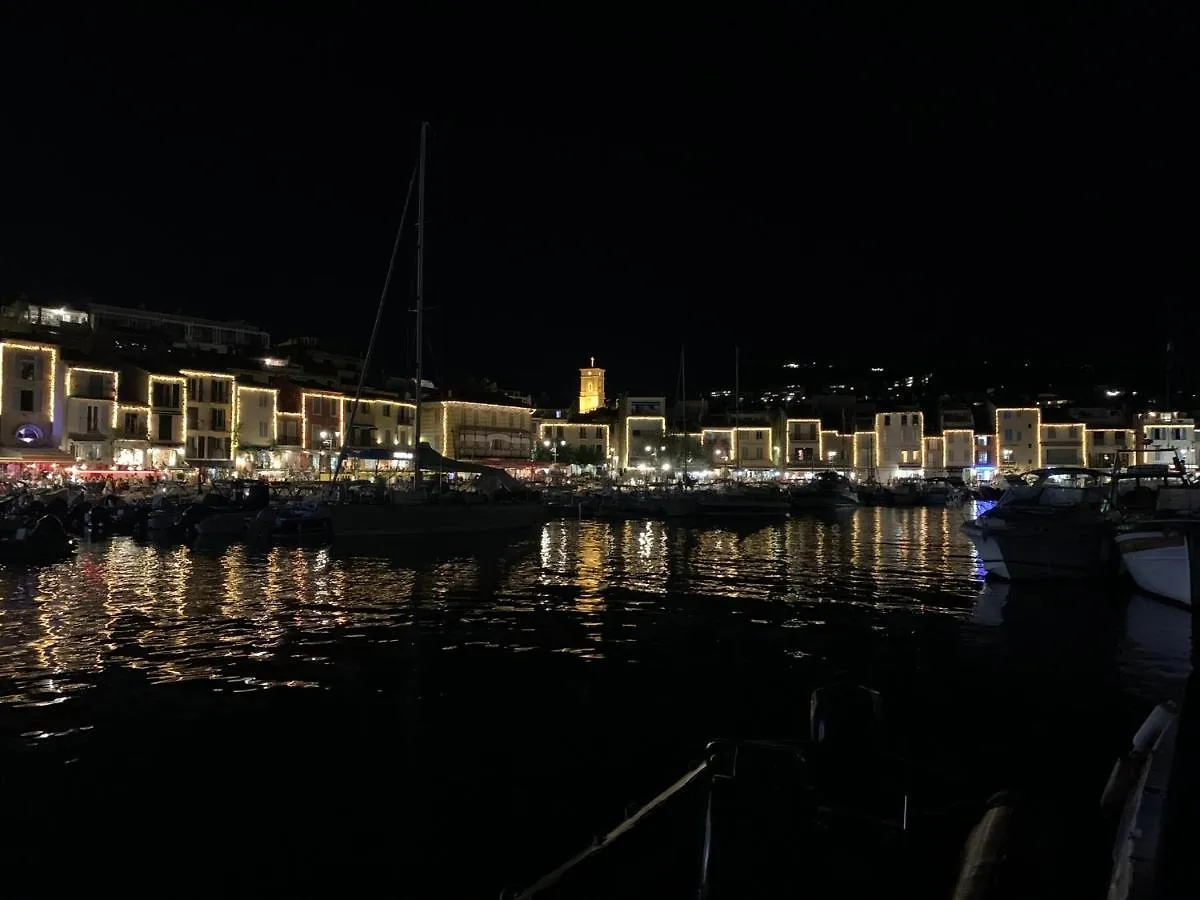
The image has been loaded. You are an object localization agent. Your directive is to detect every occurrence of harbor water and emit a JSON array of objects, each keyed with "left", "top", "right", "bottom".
[{"left": 0, "top": 505, "right": 1190, "bottom": 896}]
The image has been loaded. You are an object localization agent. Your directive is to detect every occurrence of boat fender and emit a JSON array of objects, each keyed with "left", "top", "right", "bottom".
[{"left": 1100, "top": 701, "right": 1177, "bottom": 814}]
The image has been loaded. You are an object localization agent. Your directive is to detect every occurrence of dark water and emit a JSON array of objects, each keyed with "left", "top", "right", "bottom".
[{"left": 0, "top": 505, "right": 1189, "bottom": 896}]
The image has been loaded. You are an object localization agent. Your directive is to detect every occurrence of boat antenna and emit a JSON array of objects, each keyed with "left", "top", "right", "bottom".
[
  {"left": 330, "top": 131, "right": 421, "bottom": 484},
  {"left": 413, "top": 121, "right": 428, "bottom": 492}
]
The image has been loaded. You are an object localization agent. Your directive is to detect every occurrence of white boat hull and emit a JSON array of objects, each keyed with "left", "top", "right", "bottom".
[
  {"left": 1116, "top": 530, "right": 1190, "bottom": 607},
  {"left": 961, "top": 517, "right": 1115, "bottom": 580}
]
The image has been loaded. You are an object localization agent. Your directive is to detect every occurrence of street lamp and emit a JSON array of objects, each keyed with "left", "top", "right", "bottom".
[{"left": 544, "top": 438, "right": 566, "bottom": 464}]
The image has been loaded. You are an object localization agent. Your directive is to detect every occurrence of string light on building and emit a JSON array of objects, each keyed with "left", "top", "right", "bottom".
[{"left": 0, "top": 341, "right": 59, "bottom": 422}]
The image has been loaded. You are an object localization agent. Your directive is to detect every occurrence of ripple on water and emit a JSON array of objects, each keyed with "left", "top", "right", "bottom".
[{"left": 0, "top": 509, "right": 989, "bottom": 717}]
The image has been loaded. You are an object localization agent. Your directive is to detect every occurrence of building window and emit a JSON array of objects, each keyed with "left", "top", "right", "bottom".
[
  {"left": 382, "top": 404, "right": 391, "bottom": 417},
  {"left": 755, "top": 430, "right": 763, "bottom": 440},
  {"left": 187, "top": 407, "right": 199, "bottom": 430},
  {"left": 187, "top": 378, "right": 203, "bottom": 402},
  {"left": 1069, "top": 427, "right": 1079, "bottom": 440},
  {"left": 1003, "top": 410, "right": 1012, "bottom": 420},
  {"left": 883, "top": 415, "right": 891, "bottom": 427},
  {"left": 1047, "top": 427, "right": 1058, "bottom": 439},
  {"left": 1094, "top": 432, "right": 1106, "bottom": 445},
  {"left": 20, "top": 358, "right": 36, "bottom": 380},
  {"left": 901, "top": 414, "right": 908, "bottom": 426},
  {"left": 258, "top": 421, "right": 269, "bottom": 438},
  {"left": 1004, "top": 429, "right": 1013, "bottom": 442},
  {"left": 124, "top": 412, "right": 139, "bottom": 435},
  {"left": 158, "top": 414, "right": 174, "bottom": 442},
  {"left": 19, "top": 389, "right": 34, "bottom": 412},
  {"left": 86, "top": 404, "right": 100, "bottom": 433},
  {"left": 211, "top": 409, "right": 226, "bottom": 431},
  {"left": 258, "top": 393, "right": 269, "bottom": 408},
  {"left": 211, "top": 380, "right": 230, "bottom": 403}
]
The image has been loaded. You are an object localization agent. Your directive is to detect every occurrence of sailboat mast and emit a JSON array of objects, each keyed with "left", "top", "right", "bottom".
[
  {"left": 413, "top": 121, "right": 427, "bottom": 491},
  {"left": 681, "top": 346, "right": 688, "bottom": 481}
]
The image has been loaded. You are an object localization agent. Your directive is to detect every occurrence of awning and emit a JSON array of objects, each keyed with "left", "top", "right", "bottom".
[{"left": 0, "top": 448, "right": 78, "bottom": 464}]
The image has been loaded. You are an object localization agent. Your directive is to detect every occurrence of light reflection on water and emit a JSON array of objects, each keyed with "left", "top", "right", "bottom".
[
  {"left": 1, "top": 508, "right": 986, "bottom": 712},
  {"left": 1, "top": 505, "right": 1189, "bottom": 896}
]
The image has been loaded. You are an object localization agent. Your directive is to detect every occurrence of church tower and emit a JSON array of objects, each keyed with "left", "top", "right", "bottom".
[{"left": 578, "top": 357, "right": 605, "bottom": 414}]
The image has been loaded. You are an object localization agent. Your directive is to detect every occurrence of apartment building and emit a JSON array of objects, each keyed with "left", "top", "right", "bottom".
[
  {"left": 784, "top": 418, "right": 822, "bottom": 468},
  {"left": 995, "top": 408, "right": 1041, "bottom": 471},
  {"left": 64, "top": 365, "right": 119, "bottom": 464},
  {"left": 1086, "top": 428, "right": 1136, "bottom": 470},
  {"left": 875, "top": 410, "right": 924, "bottom": 480},
  {"left": 182, "top": 369, "right": 235, "bottom": 465},
  {"left": 1138, "top": 411, "right": 1197, "bottom": 470},
  {"left": 423, "top": 399, "right": 534, "bottom": 463},
  {"left": 1039, "top": 421, "right": 1086, "bottom": 468},
  {"left": 0, "top": 339, "right": 73, "bottom": 467}
]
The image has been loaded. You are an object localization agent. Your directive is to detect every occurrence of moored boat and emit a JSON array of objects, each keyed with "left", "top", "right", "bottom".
[
  {"left": 960, "top": 467, "right": 1115, "bottom": 580},
  {"left": 790, "top": 471, "right": 860, "bottom": 509}
]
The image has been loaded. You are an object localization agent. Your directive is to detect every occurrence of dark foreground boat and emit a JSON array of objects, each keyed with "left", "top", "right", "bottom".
[{"left": 509, "top": 685, "right": 973, "bottom": 899}]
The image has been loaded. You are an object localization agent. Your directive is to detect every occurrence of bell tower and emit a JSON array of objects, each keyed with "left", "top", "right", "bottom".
[{"left": 578, "top": 357, "right": 605, "bottom": 414}]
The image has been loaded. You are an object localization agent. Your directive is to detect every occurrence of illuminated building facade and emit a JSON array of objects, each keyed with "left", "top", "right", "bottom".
[
  {"left": 818, "top": 430, "right": 850, "bottom": 470},
  {"left": 539, "top": 422, "right": 610, "bottom": 463},
  {"left": 874, "top": 410, "right": 924, "bottom": 481},
  {"left": 1039, "top": 422, "right": 1087, "bottom": 468},
  {"left": 578, "top": 359, "right": 605, "bottom": 415},
  {"left": 701, "top": 428, "right": 734, "bottom": 468},
  {"left": 995, "top": 408, "right": 1041, "bottom": 470},
  {"left": 145, "top": 373, "right": 187, "bottom": 469},
  {"left": 942, "top": 429, "right": 975, "bottom": 473},
  {"left": 113, "top": 403, "right": 150, "bottom": 468},
  {"left": 234, "top": 384, "right": 277, "bottom": 470},
  {"left": 1086, "top": 428, "right": 1136, "bottom": 470},
  {"left": 64, "top": 366, "right": 119, "bottom": 464},
  {"left": 182, "top": 370, "right": 235, "bottom": 465},
  {"left": 1137, "top": 411, "right": 1198, "bottom": 470},
  {"left": 923, "top": 435, "right": 944, "bottom": 473},
  {"left": 424, "top": 400, "right": 533, "bottom": 463},
  {"left": 784, "top": 419, "right": 821, "bottom": 468},
  {"left": 0, "top": 340, "right": 70, "bottom": 467}
]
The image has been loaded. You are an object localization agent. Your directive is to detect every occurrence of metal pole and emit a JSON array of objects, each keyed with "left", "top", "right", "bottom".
[{"left": 413, "top": 121, "right": 427, "bottom": 493}]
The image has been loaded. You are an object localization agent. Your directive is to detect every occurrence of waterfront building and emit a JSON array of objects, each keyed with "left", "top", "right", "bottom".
[
  {"left": 874, "top": 410, "right": 924, "bottom": 481},
  {"left": 538, "top": 420, "right": 611, "bottom": 466},
  {"left": 1038, "top": 420, "right": 1087, "bottom": 468},
  {"left": 784, "top": 418, "right": 822, "bottom": 468},
  {"left": 1086, "top": 428, "right": 1136, "bottom": 470},
  {"left": 113, "top": 402, "right": 151, "bottom": 469},
  {"left": 700, "top": 427, "right": 734, "bottom": 469},
  {"left": 234, "top": 384, "right": 278, "bottom": 471},
  {"left": 623, "top": 414, "right": 667, "bottom": 471},
  {"left": 994, "top": 408, "right": 1041, "bottom": 471},
  {"left": 853, "top": 431, "right": 875, "bottom": 474},
  {"left": 942, "top": 428, "right": 975, "bottom": 474},
  {"left": 422, "top": 398, "right": 533, "bottom": 464},
  {"left": 923, "top": 435, "right": 944, "bottom": 473},
  {"left": 0, "top": 339, "right": 74, "bottom": 469},
  {"left": 819, "top": 429, "right": 851, "bottom": 470},
  {"left": 1137, "top": 411, "right": 1198, "bottom": 469},
  {"left": 182, "top": 368, "right": 235, "bottom": 468},
  {"left": 63, "top": 364, "right": 120, "bottom": 465},
  {"left": 735, "top": 425, "right": 774, "bottom": 470},
  {"left": 143, "top": 371, "right": 187, "bottom": 469}
]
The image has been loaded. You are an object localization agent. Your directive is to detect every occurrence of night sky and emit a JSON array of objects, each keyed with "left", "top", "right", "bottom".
[{"left": 1, "top": 8, "right": 1190, "bottom": 398}]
